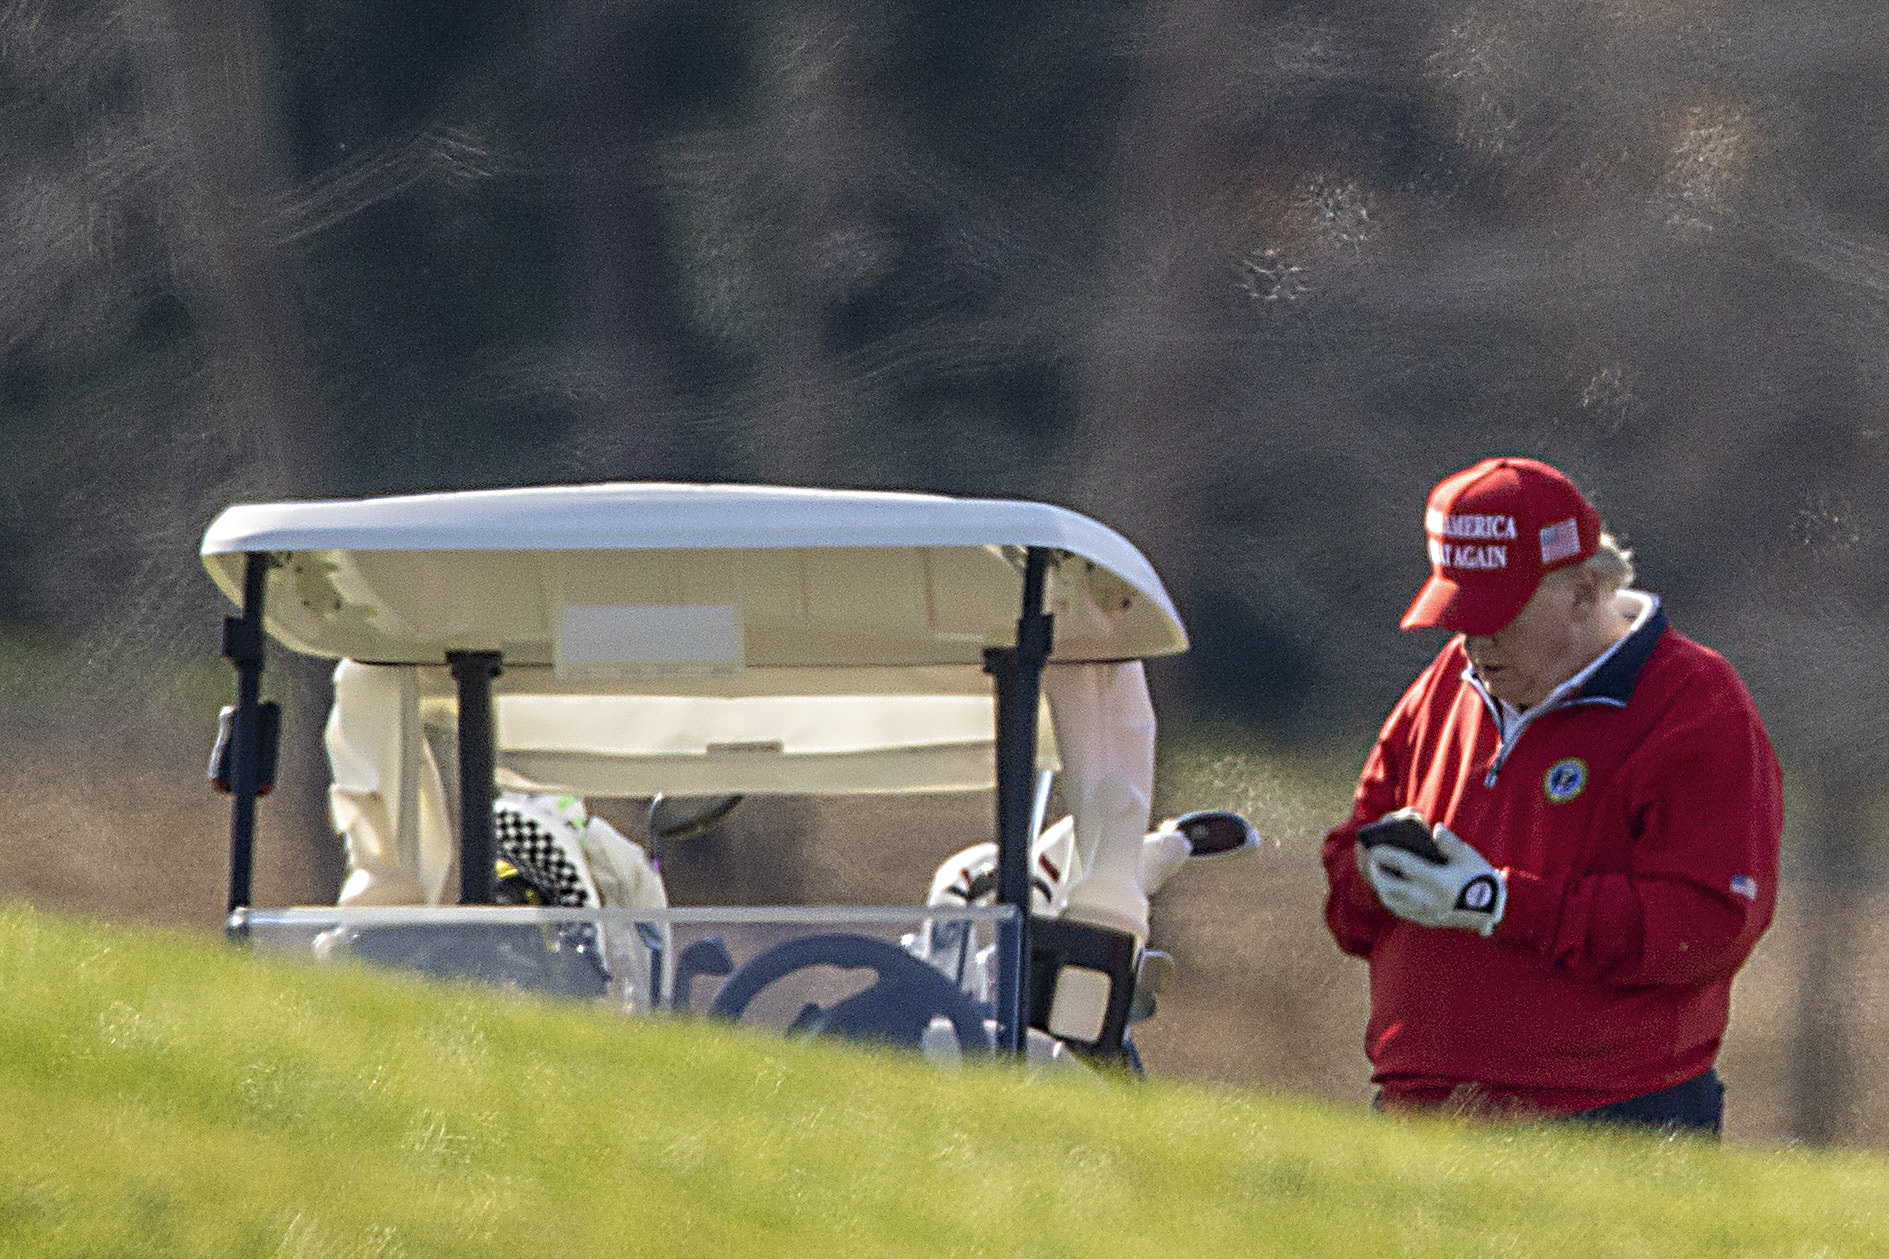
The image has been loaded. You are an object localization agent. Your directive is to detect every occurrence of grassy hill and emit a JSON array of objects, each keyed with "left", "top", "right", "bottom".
[{"left": 2, "top": 901, "right": 1884, "bottom": 1258}]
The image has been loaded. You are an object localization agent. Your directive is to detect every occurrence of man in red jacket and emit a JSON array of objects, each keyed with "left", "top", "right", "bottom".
[{"left": 1322, "top": 456, "right": 1782, "bottom": 1134}]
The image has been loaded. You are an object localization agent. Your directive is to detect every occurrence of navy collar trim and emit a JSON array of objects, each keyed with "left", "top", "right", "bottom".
[{"left": 1570, "top": 604, "right": 1668, "bottom": 706}]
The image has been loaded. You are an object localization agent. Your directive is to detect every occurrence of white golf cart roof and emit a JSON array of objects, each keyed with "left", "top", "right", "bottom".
[{"left": 200, "top": 482, "right": 1186, "bottom": 675}]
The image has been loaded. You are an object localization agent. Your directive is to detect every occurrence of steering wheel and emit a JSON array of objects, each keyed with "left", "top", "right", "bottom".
[{"left": 707, "top": 932, "right": 990, "bottom": 1054}]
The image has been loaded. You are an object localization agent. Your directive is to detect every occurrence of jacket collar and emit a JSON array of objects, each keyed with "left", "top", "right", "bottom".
[
  {"left": 1567, "top": 595, "right": 1666, "bottom": 706},
  {"left": 1459, "top": 591, "right": 1667, "bottom": 720}
]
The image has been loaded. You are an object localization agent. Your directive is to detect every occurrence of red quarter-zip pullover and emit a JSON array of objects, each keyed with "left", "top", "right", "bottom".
[{"left": 1322, "top": 602, "right": 1781, "bottom": 1114}]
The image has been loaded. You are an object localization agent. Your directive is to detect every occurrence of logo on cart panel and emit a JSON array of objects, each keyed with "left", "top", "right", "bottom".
[{"left": 1543, "top": 758, "right": 1588, "bottom": 803}]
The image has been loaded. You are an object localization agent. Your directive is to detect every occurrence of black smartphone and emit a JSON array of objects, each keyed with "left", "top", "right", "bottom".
[{"left": 1356, "top": 810, "right": 1447, "bottom": 864}]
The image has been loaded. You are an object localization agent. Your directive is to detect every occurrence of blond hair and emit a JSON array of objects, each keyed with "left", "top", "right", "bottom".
[{"left": 1584, "top": 532, "right": 1635, "bottom": 591}]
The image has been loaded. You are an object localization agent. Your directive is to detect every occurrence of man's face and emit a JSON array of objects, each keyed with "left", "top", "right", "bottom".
[{"left": 1462, "top": 572, "right": 1587, "bottom": 709}]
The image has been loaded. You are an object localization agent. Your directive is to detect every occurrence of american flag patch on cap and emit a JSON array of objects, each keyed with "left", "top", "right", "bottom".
[
  {"left": 1730, "top": 875, "right": 1759, "bottom": 900},
  {"left": 1539, "top": 517, "right": 1582, "bottom": 564}
]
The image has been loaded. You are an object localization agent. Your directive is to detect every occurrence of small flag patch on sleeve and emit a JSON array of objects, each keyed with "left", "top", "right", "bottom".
[{"left": 1730, "top": 875, "right": 1759, "bottom": 900}]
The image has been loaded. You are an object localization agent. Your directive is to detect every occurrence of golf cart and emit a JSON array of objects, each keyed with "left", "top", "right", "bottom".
[{"left": 206, "top": 483, "right": 1259, "bottom": 1067}]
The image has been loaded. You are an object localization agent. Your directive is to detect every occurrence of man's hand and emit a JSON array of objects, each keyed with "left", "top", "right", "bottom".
[{"left": 1360, "top": 822, "right": 1507, "bottom": 937}]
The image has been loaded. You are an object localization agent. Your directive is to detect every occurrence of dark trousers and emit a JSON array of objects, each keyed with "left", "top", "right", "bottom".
[
  {"left": 1570, "top": 1068, "right": 1724, "bottom": 1138},
  {"left": 1372, "top": 1068, "right": 1726, "bottom": 1137}
]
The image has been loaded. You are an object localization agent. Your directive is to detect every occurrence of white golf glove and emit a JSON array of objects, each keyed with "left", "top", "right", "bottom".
[{"left": 1362, "top": 823, "right": 1507, "bottom": 937}]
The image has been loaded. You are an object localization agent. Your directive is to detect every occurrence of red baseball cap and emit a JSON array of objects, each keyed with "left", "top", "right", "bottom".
[{"left": 1400, "top": 457, "right": 1601, "bottom": 635}]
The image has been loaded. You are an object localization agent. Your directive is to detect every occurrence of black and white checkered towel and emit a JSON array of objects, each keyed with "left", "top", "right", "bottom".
[{"left": 494, "top": 802, "right": 594, "bottom": 907}]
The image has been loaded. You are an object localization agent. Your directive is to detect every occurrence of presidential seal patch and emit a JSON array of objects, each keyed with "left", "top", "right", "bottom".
[{"left": 1544, "top": 758, "right": 1588, "bottom": 803}]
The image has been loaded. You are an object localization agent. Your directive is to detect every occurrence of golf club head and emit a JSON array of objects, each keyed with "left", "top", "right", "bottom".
[
  {"left": 1168, "top": 809, "right": 1263, "bottom": 859},
  {"left": 647, "top": 793, "right": 744, "bottom": 842}
]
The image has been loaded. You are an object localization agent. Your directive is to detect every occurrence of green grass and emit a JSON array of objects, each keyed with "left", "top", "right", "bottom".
[{"left": 2, "top": 902, "right": 1885, "bottom": 1258}]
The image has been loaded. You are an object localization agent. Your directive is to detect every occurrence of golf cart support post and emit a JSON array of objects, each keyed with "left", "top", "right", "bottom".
[
  {"left": 222, "top": 551, "right": 270, "bottom": 916},
  {"left": 448, "top": 651, "right": 503, "bottom": 905},
  {"left": 986, "top": 546, "right": 1053, "bottom": 1055}
]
